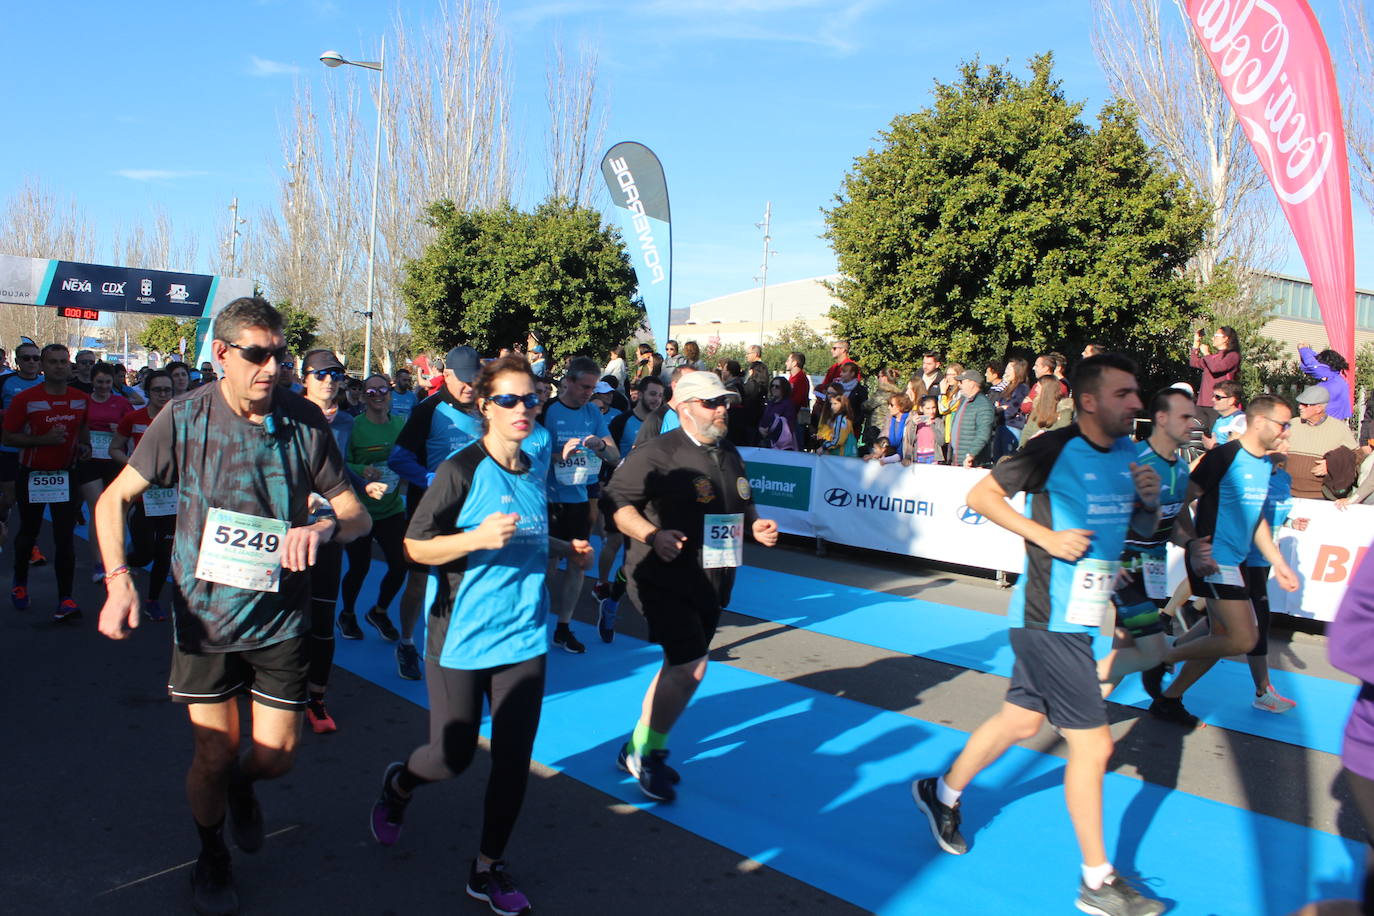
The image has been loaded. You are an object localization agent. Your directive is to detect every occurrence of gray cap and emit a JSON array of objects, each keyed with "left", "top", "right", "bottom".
[
  {"left": 1296, "top": 384, "right": 1330, "bottom": 405},
  {"left": 957, "top": 370, "right": 984, "bottom": 384},
  {"left": 444, "top": 346, "right": 480, "bottom": 383}
]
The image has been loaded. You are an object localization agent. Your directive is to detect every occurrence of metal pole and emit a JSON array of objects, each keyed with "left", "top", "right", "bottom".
[
  {"left": 755, "top": 202, "right": 772, "bottom": 351},
  {"left": 363, "top": 37, "right": 385, "bottom": 376}
]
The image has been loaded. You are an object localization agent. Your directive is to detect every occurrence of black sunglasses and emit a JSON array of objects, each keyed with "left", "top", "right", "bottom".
[
  {"left": 365, "top": 386, "right": 392, "bottom": 397},
  {"left": 695, "top": 395, "right": 733, "bottom": 409},
  {"left": 487, "top": 393, "right": 540, "bottom": 409},
  {"left": 226, "top": 343, "right": 291, "bottom": 366},
  {"left": 308, "top": 368, "right": 345, "bottom": 381}
]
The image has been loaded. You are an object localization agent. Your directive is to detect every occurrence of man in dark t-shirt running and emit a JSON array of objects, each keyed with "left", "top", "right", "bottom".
[{"left": 95, "top": 297, "right": 370, "bottom": 916}]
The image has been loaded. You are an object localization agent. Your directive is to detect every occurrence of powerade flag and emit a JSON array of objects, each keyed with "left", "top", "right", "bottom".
[{"left": 601, "top": 142, "right": 671, "bottom": 348}]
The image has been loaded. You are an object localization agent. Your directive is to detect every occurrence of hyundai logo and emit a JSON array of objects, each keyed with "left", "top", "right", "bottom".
[
  {"left": 823, "top": 487, "right": 852, "bottom": 508},
  {"left": 957, "top": 504, "right": 989, "bottom": 525}
]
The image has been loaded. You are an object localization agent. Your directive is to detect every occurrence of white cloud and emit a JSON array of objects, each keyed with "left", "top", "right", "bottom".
[
  {"left": 248, "top": 55, "right": 301, "bottom": 77},
  {"left": 114, "top": 169, "right": 210, "bottom": 182}
]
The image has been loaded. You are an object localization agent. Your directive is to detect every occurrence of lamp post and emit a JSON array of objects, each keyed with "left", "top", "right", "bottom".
[{"left": 321, "top": 40, "right": 385, "bottom": 375}]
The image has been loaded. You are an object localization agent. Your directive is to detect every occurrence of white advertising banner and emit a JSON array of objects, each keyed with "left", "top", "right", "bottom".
[
  {"left": 738, "top": 447, "right": 817, "bottom": 538},
  {"left": 810, "top": 455, "right": 1026, "bottom": 573}
]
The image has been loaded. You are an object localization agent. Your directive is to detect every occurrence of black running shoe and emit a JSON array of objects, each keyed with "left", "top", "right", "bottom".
[
  {"left": 336, "top": 611, "right": 364, "bottom": 640},
  {"left": 617, "top": 741, "right": 681, "bottom": 785},
  {"left": 1075, "top": 873, "right": 1165, "bottom": 915},
  {"left": 1148, "top": 696, "right": 1200, "bottom": 729},
  {"left": 190, "top": 848, "right": 238, "bottom": 916},
  {"left": 636, "top": 749, "right": 677, "bottom": 802},
  {"left": 364, "top": 606, "right": 400, "bottom": 642},
  {"left": 1140, "top": 664, "right": 1167, "bottom": 701},
  {"left": 396, "top": 642, "right": 422, "bottom": 681},
  {"left": 553, "top": 624, "right": 586, "bottom": 654},
  {"left": 466, "top": 859, "right": 532, "bottom": 915},
  {"left": 370, "top": 761, "right": 411, "bottom": 846},
  {"left": 226, "top": 772, "right": 264, "bottom": 854},
  {"left": 912, "top": 777, "right": 968, "bottom": 855}
]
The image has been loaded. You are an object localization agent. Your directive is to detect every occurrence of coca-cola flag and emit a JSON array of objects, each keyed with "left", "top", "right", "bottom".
[{"left": 1186, "top": 0, "right": 1355, "bottom": 392}]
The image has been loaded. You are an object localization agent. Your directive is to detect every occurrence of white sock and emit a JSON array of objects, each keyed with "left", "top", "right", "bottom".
[
  {"left": 936, "top": 776, "right": 961, "bottom": 808},
  {"left": 400, "top": 636, "right": 414, "bottom": 646},
  {"left": 1082, "top": 862, "right": 1115, "bottom": 890}
]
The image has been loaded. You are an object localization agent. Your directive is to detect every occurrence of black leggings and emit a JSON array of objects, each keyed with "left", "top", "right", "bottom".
[
  {"left": 1244, "top": 564, "right": 1272, "bottom": 658},
  {"left": 13, "top": 473, "right": 78, "bottom": 598},
  {"left": 307, "top": 541, "right": 343, "bottom": 691},
  {"left": 1344, "top": 768, "right": 1374, "bottom": 915},
  {"left": 126, "top": 503, "right": 175, "bottom": 600},
  {"left": 341, "top": 512, "right": 408, "bottom": 616},
  {"left": 401, "top": 655, "right": 546, "bottom": 860}
]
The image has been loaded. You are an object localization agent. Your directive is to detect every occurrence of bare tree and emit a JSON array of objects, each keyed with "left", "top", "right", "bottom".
[
  {"left": 546, "top": 37, "right": 607, "bottom": 207},
  {"left": 109, "top": 206, "right": 203, "bottom": 356},
  {"left": 1344, "top": 0, "right": 1374, "bottom": 214},
  {"left": 1092, "top": 0, "right": 1279, "bottom": 298},
  {"left": 0, "top": 177, "right": 96, "bottom": 347}
]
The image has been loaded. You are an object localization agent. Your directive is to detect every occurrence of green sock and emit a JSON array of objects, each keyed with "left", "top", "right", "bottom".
[{"left": 630, "top": 721, "right": 668, "bottom": 757}]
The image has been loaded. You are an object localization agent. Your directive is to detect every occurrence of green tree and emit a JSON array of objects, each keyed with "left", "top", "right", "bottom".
[
  {"left": 139, "top": 316, "right": 201, "bottom": 355},
  {"left": 269, "top": 299, "right": 320, "bottom": 359},
  {"left": 402, "top": 197, "right": 642, "bottom": 363},
  {"left": 823, "top": 55, "right": 1210, "bottom": 388}
]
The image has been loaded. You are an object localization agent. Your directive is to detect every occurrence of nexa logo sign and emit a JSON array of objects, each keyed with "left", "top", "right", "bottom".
[
  {"left": 957, "top": 504, "right": 990, "bottom": 526},
  {"left": 60, "top": 278, "right": 91, "bottom": 292},
  {"left": 824, "top": 486, "right": 935, "bottom": 516}
]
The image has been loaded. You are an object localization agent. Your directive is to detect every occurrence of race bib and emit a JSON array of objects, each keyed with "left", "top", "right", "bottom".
[
  {"left": 89, "top": 430, "right": 112, "bottom": 461},
  {"left": 1065, "top": 558, "right": 1120, "bottom": 631},
  {"left": 1205, "top": 564, "right": 1244, "bottom": 587},
  {"left": 194, "top": 507, "right": 289, "bottom": 593},
  {"left": 1142, "top": 556, "right": 1168, "bottom": 601},
  {"left": 28, "top": 470, "right": 69, "bottom": 504},
  {"left": 702, "top": 512, "right": 744, "bottom": 569},
  {"left": 554, "top": 450, "right": 601, "bottom": 486},
  {"left": 143, "top": 487, "right": 178, "bottom": 517}
]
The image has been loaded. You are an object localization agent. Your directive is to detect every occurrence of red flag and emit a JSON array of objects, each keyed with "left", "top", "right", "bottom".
[{"left": 1186, "top": 0, "right": 1355, "bottom": 401}]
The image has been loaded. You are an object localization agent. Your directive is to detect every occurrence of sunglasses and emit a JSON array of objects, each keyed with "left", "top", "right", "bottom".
[
  {"left": 308, "top": 368, "right": 345, "bottom": 381},
  {"left": 148, "top": 386, "right": 173, "bottom": 395},
  {"left": 487, "top": 393, "right": 540, "bottom": 409},
  {"left": 694, "top": 395, "right": 733, "bottom": 409},
  {"left": 1211, "top": 393, "right": 1230, "bottom": 400},
  {"left": 1254, "top": 415, "right": 1292, "bottom": 432},
  {"left": 226, "top": 343, "right": 291, "bottom": 366},
  {"left": 365, "top": 386, "right": 392, "bottom": 397}
]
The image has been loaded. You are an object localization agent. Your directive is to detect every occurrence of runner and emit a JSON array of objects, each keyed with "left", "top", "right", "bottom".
[
  {"left": 339, "top": 373, "right": 406, "bottom": 649},
  {"left": 1149, "top": 394, "right": 1301, "bottom": 728},
  {"left": 1097, "top": 386, "right": 1195, "bottom": 698},
  {"left": 388, "top": 345, "right": 483, "bottom": 681},
  {"left": 0, "top": 342, "right": 44, "bottom": 556},
  {"left": 369, "top": 356, "right": 592, "bottom": 915},
  {"left": 111, "top": 369, "right": 176, "bottom": 622},
  {"left": 78, "top": 361, "right": 133, "bottom": 580},
  {"left": 542, "top": 356, "right": 619, "bottom": 654},
  {"left": 3, "top": 343, "right": 89, "bottom": 620},
  {"left": 299, "top": 349, "right": 359, "bottom": 734},
  {"left": 604, "top": 371, "right": 779, "bottom": 801},
  {"left": 912, "top": 353, "right": 1166, "bottom": 916},
  {"left": 94, "top": 297, "right": 369, "bottom": 916},
  {"left": 1245, "top": 445, "right": 1305, "bottom": 714},
  {"left": 390, "top": 368, "right": 417, "bottom": 418},
  {"left": 166, "top": 360, "right": 193, "bottom": 397}
]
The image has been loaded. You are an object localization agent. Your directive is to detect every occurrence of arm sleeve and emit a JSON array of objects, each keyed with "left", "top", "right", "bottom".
[
  {"left": 1299, "top": 347, "right": 1333, "bottom": 382},
  {"left": 1188, "top": 445, "right": 1224, "bottom": 491},
  {"left": 388, "top": 444, "right": 431, "bottom": 489},
  {"left": 405, "top": 457, "right": 473, "bottom": 541},
  {"left": 127, "top": 404, "right": 180, "bottom": 488},
  {"left": 991, "top": 429, "right": 1061, "bottom": 494},
  {"left": 604, "top": 448, "right": 653, "bottom": 515}
]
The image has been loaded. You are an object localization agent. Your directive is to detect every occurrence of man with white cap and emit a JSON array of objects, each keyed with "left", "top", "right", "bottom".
[
  {"left": 604, "top": 371, "right": 779, "bottom": 801},
  {"left": 1287, "top": 384, "right": 1355, "bottom": 499}
]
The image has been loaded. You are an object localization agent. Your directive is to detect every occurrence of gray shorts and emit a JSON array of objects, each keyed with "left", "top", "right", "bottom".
[{"left": 1005, "top": 628, "right": 1108, "bottom": 730}]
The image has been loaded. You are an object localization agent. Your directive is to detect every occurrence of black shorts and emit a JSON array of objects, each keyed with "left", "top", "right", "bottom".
[
  {"left": 597, "top": 493, "right": 619, "bottom": 535},
  {"left": 1005, "top": 628, "right": 1108, "bottom": 730},
  {"left": 1186, "top": 561, "right": 1249, "bottom": 602},
  {"left": 635, "top": 574, "right": 731, "bottom": 666},
  {"left": 548, "top": 501, "right": 592, "bottom": 542},
  {"left": 76, "top": 460, "right": 119, "bottom": 488},
  {"left": 0, "top": 451, "right": 18, "bottom": 484},
  {"left": 168, "top": 636, "right": 309, "bottom": 711}
]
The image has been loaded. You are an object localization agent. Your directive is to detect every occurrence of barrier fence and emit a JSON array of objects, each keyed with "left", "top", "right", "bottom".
[{"left": 739, "top": 447, "right": 1373, "bottom": 623}]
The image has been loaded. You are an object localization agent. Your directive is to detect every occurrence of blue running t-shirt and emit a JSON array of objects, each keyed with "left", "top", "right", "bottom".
[
  {"left": 542, "top": 399, "right": 611, "bottom": 504},
  {"left": 1245, "top": 464, "right": 1293, "bottom": 567},
  {"left": 1190, "top": 439, "right": 1273, "bottom": 568},
  {"left": 1122, "top": 440, "right": 1189, "bottom": 559}
]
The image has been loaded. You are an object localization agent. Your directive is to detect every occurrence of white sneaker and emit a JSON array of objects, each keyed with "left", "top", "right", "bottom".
[{"left": 1253, "top": 687, "right": 1296, "bottom": 714}]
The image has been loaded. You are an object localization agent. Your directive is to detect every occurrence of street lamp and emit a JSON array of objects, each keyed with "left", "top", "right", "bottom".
[{"left": 320, "top": 41, "right": 385, "bottom": 375}]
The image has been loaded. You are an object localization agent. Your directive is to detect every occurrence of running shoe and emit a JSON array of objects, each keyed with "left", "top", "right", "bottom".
[
  {"left": 1075, "top": 873, "right": 1165, "bottom": 916},
  {"left": 11, "top": 584, "right": 29, "bottom": 610},
  {"left": 591, "top": 580, "right": 611, "bottom": 602},
  {"left": 634, "top": 748, "right": 677, "bottom": 802},
  {"left": 30, "top": 546, "right": 46, "bottom": 566},
  {"left": 370, "top": 761, "right": 411, "bottom": 846},
  {"left": 1253, "top": 686, "right": 1297, "bottom": 714},
  {"left": 597, "top": 597, "right": 618, "bottom": 644},
  {"left": 1139, "top": 664, "right": 1166, "bottom": 701},
  {"left": 1148, "top": 696, "right": 1200, "bottom": 729},
  {"left": 189, "top": 848, "right": 238, "bottom": 916},
  {"left": 364, "top": 606, "right": 400, "bottom": 642},
  {"left": 226, "top": 770, "right": 264, "bottom": 854},
  {"left": 54, "top": 599, "right": 81, "bottom": 623},
  {"left": 336, "top": 611, "right": 364, "bottom": 640},
  {"left": 912, "top": 777, "right": 968, "bottom": 855},
  {"left": 553, "top": 624, "right": 586, "bottom": 654},
  {"left": 396, "top": 642, "right": 422, "bottom": 681},
  {"left": 306, "top": 698, "right": 338, "bottom": 734},
  {"left": 145, "top": 599, "right": 167, "bottom": 622},
  {"left": 466, "top": 859, "right": 532, "bottom": 916},
  {"left": 617, "top": 742, "right": 681, "bottom": 785}
]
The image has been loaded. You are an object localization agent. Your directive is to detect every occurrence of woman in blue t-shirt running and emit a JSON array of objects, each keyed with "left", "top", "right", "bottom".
[{"left": 368, "top": 355, "right": 592, "bottom": 915}]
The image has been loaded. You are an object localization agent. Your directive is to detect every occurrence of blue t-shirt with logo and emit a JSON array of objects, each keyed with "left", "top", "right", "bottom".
[
  {"left": 542, "top": 399, "right": 611, "bottom": 504},
  {"left": 660, "top": 407, "right": 680, "bottom": 435},
  {"left": 991, "top": 425, "right": 1139, "bottom": 634},
  {"left": 1245, "top": 465, "right": 1293, "bottom": 566},
  {"left": 1212, "top": 411, "right": 1247, "bottom": 445},
  {"left": 1191, "top": 440, "right": 1273, "bottom": 568},
  {"left": 390, "top": 389, "right": 417, "bottom": 419},
  {"left": 407, "top": 442, "right": 549, "bottom": 670},
  {"left": 1122, "top": 440, "right": 1189, "bottom": 559}
]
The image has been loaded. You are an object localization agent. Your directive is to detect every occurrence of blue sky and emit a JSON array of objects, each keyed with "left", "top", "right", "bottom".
[{"left": 1, "top": 0, "right": 1368, "bottom": 314}]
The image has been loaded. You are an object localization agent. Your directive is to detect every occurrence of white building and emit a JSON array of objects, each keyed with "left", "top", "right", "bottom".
[{"left": 670, "top": 275, "right": 839, "bottom": 347}]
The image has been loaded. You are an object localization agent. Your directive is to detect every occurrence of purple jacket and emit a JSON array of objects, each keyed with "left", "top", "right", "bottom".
[
  {"left": 1329, "top": 538, "right": 1374, "bottom": 779},
  {"left": 1299, "top": 347, "right": 1352, "bottom": 420}
]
